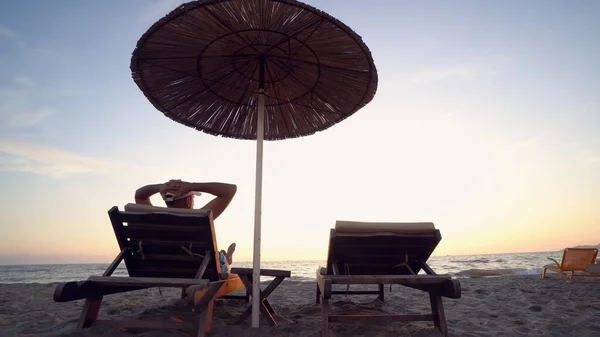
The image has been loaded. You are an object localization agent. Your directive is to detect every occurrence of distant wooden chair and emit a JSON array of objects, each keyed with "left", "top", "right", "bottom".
[
  {"left": 53, "top": 203, "right": 245, "bottom": 337},
  {"left": 315, "top": 221, "right": 461, "bottom": 337},
  {"left": 542, "top": 248, "right": 599, "bottom": 281}
]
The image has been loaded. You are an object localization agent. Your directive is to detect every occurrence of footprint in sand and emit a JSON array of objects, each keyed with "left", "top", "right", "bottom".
[
  {"left": 474, "top": 288, "right": 488, "bottom": 295},
  {"left": 528, "top": 305, "right": 543, "bottom": 312},
  {"left": 105, "top": 308, "right": 118, "bottom": 315}
]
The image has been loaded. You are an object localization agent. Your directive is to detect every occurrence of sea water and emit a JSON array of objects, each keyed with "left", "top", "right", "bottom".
[{"left": 0, "top": 251, "right": 559, "bottom": 284}]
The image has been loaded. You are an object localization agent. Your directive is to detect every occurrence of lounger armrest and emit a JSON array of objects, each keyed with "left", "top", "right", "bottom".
[
  {"left": 546, "top": 257, "right": 560, "bottom": 268},
  {"left": 54, "top": 280, "right": 148, "bottom": 302}
]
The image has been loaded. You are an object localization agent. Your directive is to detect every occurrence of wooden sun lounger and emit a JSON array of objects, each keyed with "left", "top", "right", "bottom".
[
  {"left": 542, "top": 247, "right": 599, "bottom": 281},
  {"left": 315, "top": 221, "right": 461, "bottom": 337},
  {"left": 53, "top": 203, "right": 245, "bottom": 337}
]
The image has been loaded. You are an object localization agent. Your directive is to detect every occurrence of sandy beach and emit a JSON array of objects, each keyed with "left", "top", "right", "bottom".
[{"left": 1, "top": 275, "right": 599, "bottom": 337}]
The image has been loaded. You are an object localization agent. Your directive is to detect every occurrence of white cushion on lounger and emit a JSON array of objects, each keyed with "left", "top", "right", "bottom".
[
  {"left": 335, "top": 221, "right": 436, "bottom": 234},
  {"left": 124, "top": 203, "right": 211, "bottom": 216}
]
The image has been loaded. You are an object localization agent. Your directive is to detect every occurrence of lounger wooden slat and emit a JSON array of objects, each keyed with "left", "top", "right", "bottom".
[
  {"left": 87, "top": 276, "right": 209, "bottom": 287},
  {"left": 131, "top": 253, "right": 212, "bottom": 262},
  {"left": 121, "top": 239, "right": 213, "bottom": 248},
  {"left": 329, "top": 266, "right": 418, "bottom": 275},
  {"left": 54, "top": 281, "right": 147, "bottom": 302},
  {"left": 328, "top": 257, "right": 431, "bottom": 267},
  {"left": 53, "top": 203, "right": 246, "bottom": 337},
  {"left": 117, "top": 212, "right": 212, "bottom": 226},
  {"left": 126, "top": 257, "right": 214, "bottom": 268},
  {"left": 335, "top": 236, "right": 439, "bottom": 246},
  {"left": 121, "top": 226, "right": 212, "bottom": 242},
  {"left": 124, "top": 249, "right": 219, "bottom": 277},
  {"left": 316, "top": 221, "right": 461, "bottom": 337},
  {"left": 325, "top": 274, "right": 452, "bottom": 285},
  {"left": 126, "top": 267, "right": 207, "bottom": 279},
  {"left": 123, "top": 223, "right": 211, "bottom": 231},
  {"left": 120, "top": 244, "right": 214, "bottom": 258},
  {"left": 333, "top": 245, "right": 438, "bottom": 255}
]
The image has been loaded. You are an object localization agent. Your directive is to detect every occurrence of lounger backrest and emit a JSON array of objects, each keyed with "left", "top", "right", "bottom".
[
  {"left": 107, "top": 203, "right": 222, "bottom": 281},
  {"left": 561, "top": 248, "right": 598, "bottom": 271},
  {"left": 325, "top": 221, "right": 440, "bottom": 276}
]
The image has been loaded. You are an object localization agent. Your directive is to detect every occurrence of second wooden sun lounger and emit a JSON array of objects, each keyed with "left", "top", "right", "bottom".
[
  {"left": 315, "top": 221, "right": 461, "bottom": 337},
  {"left": 542, "top": 247, "right": 599, "bottom": 281},
  {"left": 53, "top": 203, "right": 245, "bottom": 337}
]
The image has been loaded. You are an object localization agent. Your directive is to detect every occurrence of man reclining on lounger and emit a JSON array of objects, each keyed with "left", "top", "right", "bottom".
[{"left": 134, "top": 179, "right": 237, "bottom": 271}]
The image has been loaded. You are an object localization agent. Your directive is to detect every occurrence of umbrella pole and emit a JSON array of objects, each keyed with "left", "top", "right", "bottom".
[{"left": 251, "top": 56, "right": 266, "bottom": 329}]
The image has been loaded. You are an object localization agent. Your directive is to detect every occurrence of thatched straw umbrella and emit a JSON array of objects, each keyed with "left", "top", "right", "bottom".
[{"left": 130, "top": 0, "right": 377, "bottom": 327}]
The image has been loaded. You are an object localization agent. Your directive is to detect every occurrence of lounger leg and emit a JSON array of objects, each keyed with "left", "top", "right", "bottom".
[
  {"left": 378, "top": 284, "right": 384, "bottom": 301},
  {"left": 260, "top": 298, "right": 277, "bottom": 326},
  {"left": 542, "top": 268, "right": 547, "bottom": 279},
  {"left": 429, "top": 293, "right": 448, "bottom": 337},
  {"left": 316, "top": 283, "right": 321, "bottom": 304},
  {"left": 76, "top": 295, "right": 103, "bottom": 329},
  {"left": 262, "top": 298, "right": 276, "bottom": 315},
  {"left": 321, "top": 296, "right": 330, "bottom": 337},
  {"left": 197, "top": 299, "right": 214, "bottom": 337}
]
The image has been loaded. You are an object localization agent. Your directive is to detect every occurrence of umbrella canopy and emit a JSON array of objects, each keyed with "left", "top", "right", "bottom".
[
  {"left": 130, "top": 0, "right": 377, "bottom": 140},
  {"left": 130, "top": 0, "right": 378, "bottom": 328}
]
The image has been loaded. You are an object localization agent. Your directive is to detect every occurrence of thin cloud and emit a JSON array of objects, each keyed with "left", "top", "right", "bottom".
[
  {"left": 579, "top": 147, "right": 600, "bottom": 165},
  {"left": 0, "top": 141, "right": 115, "bottom": 179},
  {"left": 0, "top": 25, "right": 19, "bottom": 41},
  {"left": 1, "top": 24, "right": 55, "bottom": 53},
  {"left": 514, "top": 136, "right": 542, "bottom": 149},
  {"left": 0, "top": 88, "right": 53, "bottom": 129},
  {"left": 411, "top": 66, "right": 478, "bottom": 84},
  {"left": 0, "top": 25, "right": 24, "bottom": 47},
  {"left": 14, "top": 75, "right": 37, "bottom": 87},
  {"left": 5, "top": 108, "right": 53, "bottom": 128},
  {"left": 0, "top": 76, "right": 63, "bottom": 129},
  {"left": 409, "top": 56, "right": 505, "bottom": 85}
]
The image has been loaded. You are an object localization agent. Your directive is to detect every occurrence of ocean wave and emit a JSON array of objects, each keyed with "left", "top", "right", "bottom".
[
  {"left": 1, "top": 267, "right": 54, "bottom": 273},
  {"left": 454, "top": 268, "right": 542, "bottom": 278},
  {"left": 452, "top": 258, "right": 490, "bottom": 264}
]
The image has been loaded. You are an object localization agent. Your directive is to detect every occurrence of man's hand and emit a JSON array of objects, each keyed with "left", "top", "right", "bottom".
[
  {"left": 160, "top": 179, "right": 194, "bottom": 199},
  {"left": 136, "top": 179, "right": 237, "bottom": 219},
  {"left": 135, "top": 182, "right": 169, "bottom": 206}
]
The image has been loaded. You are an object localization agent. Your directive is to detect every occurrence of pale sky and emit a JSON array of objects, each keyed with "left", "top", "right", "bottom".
[{"left": 1, "top": 0, "right": 599, "bottom": 265}]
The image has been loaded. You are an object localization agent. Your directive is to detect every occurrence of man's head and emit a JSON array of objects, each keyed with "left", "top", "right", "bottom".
[{"left": 163, "top": 192, "right": 197, "bottom": 209}]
